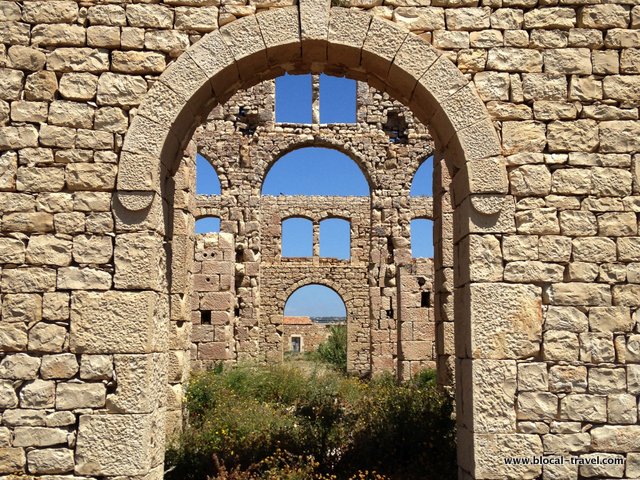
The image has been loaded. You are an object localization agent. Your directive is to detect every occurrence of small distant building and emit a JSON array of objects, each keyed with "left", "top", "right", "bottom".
[{"left": 283, "top": 316, "right": 342, "bottom": 354}]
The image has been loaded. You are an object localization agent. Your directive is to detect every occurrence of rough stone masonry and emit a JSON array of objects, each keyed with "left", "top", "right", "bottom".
[{"left": 0, "top": 0, "right": 639, "bottom": 479}]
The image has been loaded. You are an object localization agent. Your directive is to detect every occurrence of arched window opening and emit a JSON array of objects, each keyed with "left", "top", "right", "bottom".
[
  {"left": 284, "top": 284, "right": 347, "bottom": 321},
  {"left": 411, "top": 218, "right": 434, "bottom": 258},
  {"left": 275, "top": 73, "right": 313, "bottom": 123},
  {"left": 262, "top": 147, "right": 369, "bottom": 196},
  {"left": 195, "top": 216, "right": 221, "bottom": 234},
  {"left": 319, "top": 218, "right": 350, "bottom": 260},
  {"left": 281, "top": 217, "right": 313, "bottom": 258},
  {"left": 410, "top": 156, "right": 434, "bottom": 197},
  {"left": 319, "top": 74, "right": 356, "bottom": 124},
  {"left": 196, "top": 153, "right": 221, "bottom": 195}
]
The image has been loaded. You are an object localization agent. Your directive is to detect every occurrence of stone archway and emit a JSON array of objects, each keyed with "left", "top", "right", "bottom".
[{"left": 104, "top": 3, "right": 535, "bottom": 479}]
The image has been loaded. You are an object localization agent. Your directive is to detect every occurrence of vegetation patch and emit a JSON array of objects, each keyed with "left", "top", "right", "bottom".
[{"left": 166, "top": 364, "right": 456, "bottom": 480}]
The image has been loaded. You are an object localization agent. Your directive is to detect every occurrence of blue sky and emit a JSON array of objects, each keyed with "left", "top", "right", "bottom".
[
  {"left": 284, "top": 284, "right": 347, "bottom": 317},
  {"left": 195, "top": 74, "right": 434, "bottom": 319}
]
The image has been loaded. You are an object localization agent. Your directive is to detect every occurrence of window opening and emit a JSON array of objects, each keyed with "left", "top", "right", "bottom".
[
  {"left": 291, "top": 336, "right": 302, "bottom": 353},
  {"left": 284, "top": 284, "right": 347, "bottom": 321},
  {"left": 319, "top": 218, "right": 351, "bottom": 260},
  {"left": 421, "top": 291, "right": 431, "bottom": 308},
  {"left": 411, "top": 219, "right": 434, "bottom": 258},
  {"left": 195, "top": 216, "right": 221, "bottom": 234},
  {"left": 319, "top": 74, "right": 356, "bottom": 124},
  {"left": 201, "top": 311, "right": 212, "bottom": 325},
  {"left": 196, "top": 153, "right": 222, "bottom": 195},
  {"left": 410, "top": 156, "right": 434, "bottom": 197},
  {"left": 262, "top": 147, "right": 369, "bottom": 196},
  {"left": 275, "top": 74, "right": 313, "bottom": 123},
  {"left": 281, "top": 217, "right": 313, "bottom": 258}
]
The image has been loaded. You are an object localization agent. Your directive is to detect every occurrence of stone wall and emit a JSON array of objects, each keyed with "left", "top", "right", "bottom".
[
  {"left": 0, "top": 0, "right": 639, "bottom": 478},
  {"left": 190, "top": 79, "right": 435, "bottom": 375}
]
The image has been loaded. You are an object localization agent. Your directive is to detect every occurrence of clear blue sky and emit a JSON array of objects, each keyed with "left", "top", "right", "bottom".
[
  {"left": 284, "top": 284, "right": 347, "bottom": 317},
  {"left": 195, "top": 74, "right": 434, "bottom": 318}
]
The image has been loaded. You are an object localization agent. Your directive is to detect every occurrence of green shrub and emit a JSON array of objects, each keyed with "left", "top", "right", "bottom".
[
  {"left": 314, "top": 325, "right": 347, "bottom": 372},
  {"left": 166, "top": 364, "right": 456, "bottom": 480}
]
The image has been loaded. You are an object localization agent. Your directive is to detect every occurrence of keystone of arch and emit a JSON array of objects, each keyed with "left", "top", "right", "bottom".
[{"left": 116, "top": 2, "right": 503, "bottom": 211}]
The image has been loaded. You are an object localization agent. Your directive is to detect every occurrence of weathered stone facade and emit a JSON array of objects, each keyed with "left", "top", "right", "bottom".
[
  {"left": 0, "top": 0, "right": 639, "bottom": 478},
  {"left": 189, "top": 78, "right": 436, "bottom": 375}
]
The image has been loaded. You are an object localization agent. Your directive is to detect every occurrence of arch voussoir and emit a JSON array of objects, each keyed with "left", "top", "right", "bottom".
[
  {"left": 255, "top": 6, "right": 301, "bottom": 67},
  {"left": 220, "top": 15, "right": 269, "bottom": 83}
]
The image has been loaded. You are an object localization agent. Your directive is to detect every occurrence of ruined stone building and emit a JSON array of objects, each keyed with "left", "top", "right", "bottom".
[
  {"left": 1, "top": 0, "right": 640, "bottom": 478},
  {"left": 188, "top": 77, "right": 436, "bottom": 377}
]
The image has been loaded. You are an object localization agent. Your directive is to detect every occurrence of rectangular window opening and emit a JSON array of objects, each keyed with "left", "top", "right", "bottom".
[
  {"left": 421, "top": 291, "right": 431, "bottom": 308},
  {"left": 201, "top": 310, "right": 212, "bottom": 325}
]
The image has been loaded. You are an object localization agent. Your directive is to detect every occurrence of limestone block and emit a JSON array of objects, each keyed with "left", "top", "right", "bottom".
[
  {"left": 2, "top": 293, "right": 42, "bottom": 324},
  {"left": 28, "top": 322, "right": 67, "bottom": 353},
  {"left": 87, "top": 25, "right": 121, "bottom": 49},
  {"left": 175, "top": 6, "right": 219, "bottom": 32},
  {"left": 19, "top": 379, "right": 54, "bottom": 408},
  {"left": 502, "top": 120, "right": 546, "bottom": 155},
  {"left": 613, "top": 284, "right": 640, "bottom": 307},
  {"left": 112, "top": 51, "right": 166, "bottom": 75},
  {"left": 7, "top": 45, "right": 45, "bottom": 72},
  {"left": 600, "top": 121, "right": 640, "bottom": 154},
  {"left": 0, "top": 125, "right": 38, "bottom": 150},
  {"left": 524, "top": 7, "right": 575, "bottom": 28},
  {"left": 474, "top": 71, "right": 509, "bottom": 102},
  {"left": 560, "top": 394, "right": 607, "bottom": 422},
  {"left": 589, "top": 306, "right": 633, "bottom": 333},
  {"left": 1, "top": 267, "right": 57, "bottom": 293},
  {"left": 80, "top": 355, "right": 113, "bottom": 380},
  {"left": 255, "top": 6, "right": 300, "bottom": 66},
  {"left": 474, "top": 433, "right": 542, "bottom": 479},
  {"left": 66, "top": 163, "right": 117, "bottom": 191},
  {"left": 87, "top": 5, "right": 127, "bottom": 26},
  {"left": 0, "top": 68, "right": 23, "bottom": 101},
  {"left": 22, "top": 1, "right": 78, "bottom": 23},
  {"left": 40, "top": 354, "right": 79, "bottom": 380},
  {"left": 24, "top": 70, "right": 58, "bottom": 101},
  {"left": 579, "top": 332, "right": 615, "bottom": 363},
  {"left": 126, "top": 4, "right": 173, "bottom": 28},
  {"left": 392, "top": 6, "right": 445, "bottom": 31},
  {"left": 545, "top": 283, "right": 611, "bottom": 307},
  {"left": 591, "top": 425, "right": 640, "bottom": 452},
  {"left": 0, "top": 447, "right": 25, "bottom": 474},
  {"left": 25, "top": 235, "right": 72, "bottom": 266},
  {"left": 592, "top": 166, "right": 633, "bottom": 196},
  {"left": 543, "top": 330, "right": 579, "bottom": 361},
  {"left": 0, "top": 354, "right": 40, "bottom": 380},
  {"left": 72, "top": 235, "right": 113, "bottom": 265},
  {"left": 549, "top": 365, "right": 587, "bottom": 393},
  {"left": 486, "top": 47, "right": 542, "bottom": 72},
  {"left": 589, "top": 367, "right": 626, "bottom": 394},
  {"left": 107, "top": 354, "right": 166, "bottom": 414},
  {"left": 47, "top": 48, "right": 110, "bottom": 73},
  {"left": 94, "top": 72, "right": 148, "bottom": 108},
  {"left": 114, "top": 233, "right": 165, "bottom": 290},
  {"left": 504, "top": 261, "right": 564, "bottom": 283},
  {"left": 462, "top": 283, "right": 541, "bottom": 359},
  {"left": 0, "top": 381, "right": 18, "bottom": 408},
  {"left": 58, "top": 72, "right": 99, "bottom": 101},
  {"left": 95, "top": 106, "right": 128, "bottom": 133},
  {"left": 515, "top": 208, "right": 559, "bottom": 235},
  {"left": 219, "top": 15, "right": 267, "bottom": 82},
  {"left": 12, "top": 426, "right": 67, "bottom": 447},
  {"left": 517, "top": 362, "right": 548, "bottom": 391},
  {"left": 542, "top": 432, "right": 590, "bottom": 455},
  {"left": 502, "top": 235, "right": 538, "bottom": 261},
  {"left": 544, "top": 48, "right": 592, "bottom": 74},
  {"left": 76, "top": 413, "right": 162, "bottom": 476},
  {"left": 10, "top": 100, "right": 47, "bottom": 123},
  {"left": 26, "top": 448, "right": 74, "bottom": 474},
  {"left": 545, "top": 306, "right": 588, "bottom": 332},
  {"left": 598, "top": 212, "right": 637, "bottom": 236},
  {"left": 362, "top": 17, "right": 408, "bottom": 81},
  {"left": 516, "top": 392, "right": 558, "bottom": 421},
  {"left": 619, "top": 237, "right": 640, "bottom": 261},
  {"left": 446, "top": 7, "right": 490, "bottom": 31},
  {"left": 0, "top": 237, "right": 24, "bottom": 264},
  {"left": 70, "top": 291, "right": 159, "bottom": 354},
  {"left": 31, "top": 24, "right": 86, "bottom": 48},
  {"left": 547, "top": 120, "right": 599, "bottom": 152},
  {"left": 56, "top": 382, "right": 106, "bottom": 410},
  {"left": 573, "top": 237, "right": 617, "bottom": 263},
  {"left": 57, "top": 267, "right": 112, "bottom": 291},
  {"left": 42, "top": 292, "right": 69, "bottom": 322},
  {"left": 509, "top": 165, "right": 551, "bottom": 196},
  {"left": 608, "top": 393, "right": 637, "bottom": 424},
  {"left": 0, "top": 322, "right": 28, "bottom": 351},
  {"left": 456, "top": 234, "right": 502, "bottom": 283}
]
